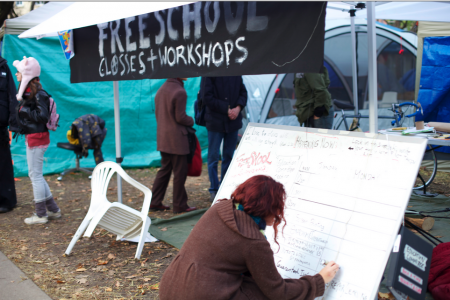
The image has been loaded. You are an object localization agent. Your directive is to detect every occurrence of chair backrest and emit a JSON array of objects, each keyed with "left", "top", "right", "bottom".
[{"left": 88, "top": 161, "right": 152, "bottom": 218}]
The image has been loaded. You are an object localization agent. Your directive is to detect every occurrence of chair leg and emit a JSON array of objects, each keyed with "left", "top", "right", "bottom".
[
  {"left": 79, "top": 168, "right": 94, "bottom": 175},
  {"left": 65, "top": 217, "right": 91, "bottom": 255},
  {"left": 135, "top": 217, "right": 151, "bottom": 259},
  {"left": 57, "top": 168, "right": 80, "bottom": 181},
  {"left": 83, "top": 207, "right": 109, "bottom": 237}
]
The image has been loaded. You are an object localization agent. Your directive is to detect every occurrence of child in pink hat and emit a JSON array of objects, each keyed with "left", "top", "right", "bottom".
[{"left": 13, "top": 56, "right": 61, "bottom": 225}]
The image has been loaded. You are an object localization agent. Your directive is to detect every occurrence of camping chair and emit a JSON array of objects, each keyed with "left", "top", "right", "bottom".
[
  {"left": 56, "top": 142, "right": 94, "bottom": 181},
  {"left": 65, "top": 161, "right": 152, "bottom": 259}
]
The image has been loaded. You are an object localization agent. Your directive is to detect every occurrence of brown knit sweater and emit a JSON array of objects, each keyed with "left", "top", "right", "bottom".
[{"left": 159, "top": 199, "right": 325, "bottom": 300}]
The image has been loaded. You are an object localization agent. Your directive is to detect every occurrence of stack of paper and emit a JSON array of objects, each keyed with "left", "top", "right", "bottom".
[{"left": 402, "top": 127, "right": 434, "bottom": 135}]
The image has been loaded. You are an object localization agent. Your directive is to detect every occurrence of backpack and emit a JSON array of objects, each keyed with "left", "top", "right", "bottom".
[{"left": 46, "top": 97, "right": 60, "bottom": 131}]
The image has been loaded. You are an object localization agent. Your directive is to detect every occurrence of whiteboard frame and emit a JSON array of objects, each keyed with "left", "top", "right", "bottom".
[{"left": 213, "top": 122, "right": 428, "bottom": 300}]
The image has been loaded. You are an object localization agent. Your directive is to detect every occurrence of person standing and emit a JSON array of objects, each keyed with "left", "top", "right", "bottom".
[
  {"left": 294, "top": 66, "right": 334, "bottom": 129},
  {"left": 13, "top": 56, "right": 61, "bottom": 224},
  {"left": 0, "top": 56, "right": 18, "bottom": 213},
  {"left": 151, "top": 78, "right": 197, "bottom": 214},
  {"left": 202, "top": 76, "right": 247, "bottom": 202}
]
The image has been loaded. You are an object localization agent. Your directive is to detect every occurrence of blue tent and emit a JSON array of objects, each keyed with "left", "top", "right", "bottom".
[{"left": 417, "top": 36, "right": 450, "bottom": 153}]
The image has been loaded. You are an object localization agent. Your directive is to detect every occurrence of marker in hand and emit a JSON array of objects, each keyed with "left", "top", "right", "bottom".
[
  {"left": 319, "top": 260, "right": 340, "bottom": 284},
  {"left": 321, "top": 260, "right": 340, "bottom": 269}
]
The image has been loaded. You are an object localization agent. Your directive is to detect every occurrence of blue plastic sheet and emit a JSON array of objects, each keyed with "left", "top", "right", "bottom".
[{"left": 417, "top": 36, "right": 450, "bottom": 154}]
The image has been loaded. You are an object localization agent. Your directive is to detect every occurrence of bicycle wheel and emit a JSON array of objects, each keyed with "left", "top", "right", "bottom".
[{"left": 414, "top": 145, "right": 438, "bottom": 190}]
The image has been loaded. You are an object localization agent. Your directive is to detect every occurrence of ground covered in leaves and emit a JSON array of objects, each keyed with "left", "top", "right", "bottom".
[
  {"left": 0, "top": 164, "right": 213, "bottom": 299},
  {"left": 1, "top": 164, "right": 450, "bottom": 299}
]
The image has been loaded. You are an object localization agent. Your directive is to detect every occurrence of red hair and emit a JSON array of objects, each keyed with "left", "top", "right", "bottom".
[{"left": 231, "top": 175, "right": 286, "bottom": 247}]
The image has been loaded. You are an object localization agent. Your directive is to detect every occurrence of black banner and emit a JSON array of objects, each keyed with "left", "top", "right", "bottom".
[{"left": 70, "top": 2, "right": 327, "bottom": 83}]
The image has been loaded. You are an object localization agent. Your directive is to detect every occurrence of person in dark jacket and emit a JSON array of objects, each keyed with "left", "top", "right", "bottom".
[
  {"left": 159, "top": 175, "right": 339, "bottom": 300},
  {"left": 202, "top": 76, "right": 247, "bottom": 202},
  {"left": 151, "top": 78, "right": 197, "bottom": 214},
  {"left": 0, "top": 56, "right": 18, "bottom": 213},
  {"left": 13, "top": 56, "right": 61, "bottom": 225},
  {"left": 70, "top": 114, "right": 107, "bottom": 164},
  {"left": 294, "top": 66, "right": 334, "bottom": 129}
]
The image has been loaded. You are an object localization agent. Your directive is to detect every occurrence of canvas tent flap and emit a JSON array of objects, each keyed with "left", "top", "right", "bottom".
[
  {"left": 3, "top": 34, "right": 208, "bottom": 177},
  {"left": 3, "top": 2, "right": 73, "bottom": 36},
  {"left": 19, "top": 2, "right": 191, "bottom": 39},
  {"left": 416, "top": 36, "right": 450, "bottom": 154},
  {"left": 356, "top": 2, "right": 450, "bottom": 23}
]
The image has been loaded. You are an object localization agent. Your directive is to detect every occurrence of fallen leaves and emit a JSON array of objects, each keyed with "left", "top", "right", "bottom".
[
  {"left": 97, "top": 260, "right": 108, "bottom": 265},
  {"left": 34, "top": 274, "right": 42, "bottom": 280},
  {"left": 77, "top": 278, "right": 87, "bottom": 284},
  {"left": 150, "top": 283, "right": 159, "bottom": 290},
  {"left": 76, "top": 268, "right": 87, "bottom": 272}
]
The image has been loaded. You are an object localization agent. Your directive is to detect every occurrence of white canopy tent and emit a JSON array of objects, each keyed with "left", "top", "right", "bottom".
[
  {"left": 1, "top": 2, "right": 73, "bottom": 37},
  {"left": 356, "top": 1, "right": 450, "bottom": 23},
  {"left": 19, "top": 2, "right": 192, "bottom": 39},
  {"left": 16, "top": 1, "right": 381, "bottom": 200}
]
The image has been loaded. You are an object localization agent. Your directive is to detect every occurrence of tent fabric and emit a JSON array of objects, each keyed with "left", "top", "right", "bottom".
[
  {"left": 19, "top": 2, "right": 191, "bottom": 39},
  {"left": 355, "top": 2, "right": 450, "bottom": 23},
  {"left": 415, "top": 21, "right": 450, "bottom": 101},
  {"left": 149, "top": 208, "right": 208, "bottom": 250},
  {"left": 416, "top": 36, "right": 450, "bottom": 154},
  {"left": 3, "top": 34, "right": 207, "bottom": 177},
  {"left": 2, "top": 2, "right": 73, "bottom": 36}
]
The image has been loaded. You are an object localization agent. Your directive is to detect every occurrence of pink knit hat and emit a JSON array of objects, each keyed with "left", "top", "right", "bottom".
[{"left": 13, "top": 56, "right": 41, "bottom": 101}]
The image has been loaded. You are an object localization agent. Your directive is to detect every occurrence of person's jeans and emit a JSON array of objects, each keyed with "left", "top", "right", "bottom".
[
  {"left": 26, "top": 146, "right": 52, "bottom": 203},
  {"left": 207, "top": 130, "right": 238, "bottom": 194}
]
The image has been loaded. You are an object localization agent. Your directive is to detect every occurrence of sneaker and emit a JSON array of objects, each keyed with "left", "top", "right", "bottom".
[
  {"left": 24, "top": 214, "right": 48, "bottom": 225},
  {"left": 48, "top": 209, "right": 62, "bottom": 220}
]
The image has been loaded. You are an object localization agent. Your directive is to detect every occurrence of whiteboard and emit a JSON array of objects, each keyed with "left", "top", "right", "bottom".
[{"left": 214, "top": 123, "right": 427, "bottom": 300}]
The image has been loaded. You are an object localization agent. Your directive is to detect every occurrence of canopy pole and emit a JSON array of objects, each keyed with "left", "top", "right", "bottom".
[
  {"left": 113, "top": 81, "right": 123, "bottom": 203},
  {"left": 350, "top": 6, "right": 359, "bottom": 115},
  {"left": 367, "top": 2, "right": 378, "bottom": 133}
]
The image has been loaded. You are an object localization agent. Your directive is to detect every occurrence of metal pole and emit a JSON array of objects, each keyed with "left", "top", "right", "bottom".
[
  {"left": 113, "top": 81, "right": 122, "bottom": 203},
  {"left": 350, "top": 7, "right": 359, "bottom": 115},
  {"left": 367, "top": 2, "right": 378, "bottom": 133}
]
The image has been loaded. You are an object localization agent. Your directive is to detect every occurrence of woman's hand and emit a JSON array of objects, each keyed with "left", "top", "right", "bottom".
[{"left": 318, "top": 261, "right": 339, "bottom": 284}]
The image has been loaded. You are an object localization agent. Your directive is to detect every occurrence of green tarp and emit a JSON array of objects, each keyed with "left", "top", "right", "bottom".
[
  {"left": 149, "top": 208, "right": 209, "bottom": 250},
  {"left": 3, "top": 34, "right": 207, "bottom": 177}
]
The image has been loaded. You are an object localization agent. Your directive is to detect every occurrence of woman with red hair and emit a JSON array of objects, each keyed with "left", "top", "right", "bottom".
[{"left": 159, "top": 175, "right": 339, "bottom": 300}]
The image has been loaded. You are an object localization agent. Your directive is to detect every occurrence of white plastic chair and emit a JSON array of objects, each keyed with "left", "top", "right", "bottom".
[{"left": 65, "top": 161, "right": 152, "bottom": 259}]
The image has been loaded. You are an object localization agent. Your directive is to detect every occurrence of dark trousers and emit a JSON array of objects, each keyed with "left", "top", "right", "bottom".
[
  {"left": 151, "top": 152, "right": 189, "bottom": 212},
  {"left": 0, "top": 127, "right": 17, "bottom": 209},
  {"left": 207, "top": 130, "right": 238, "bottom": 193}
]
